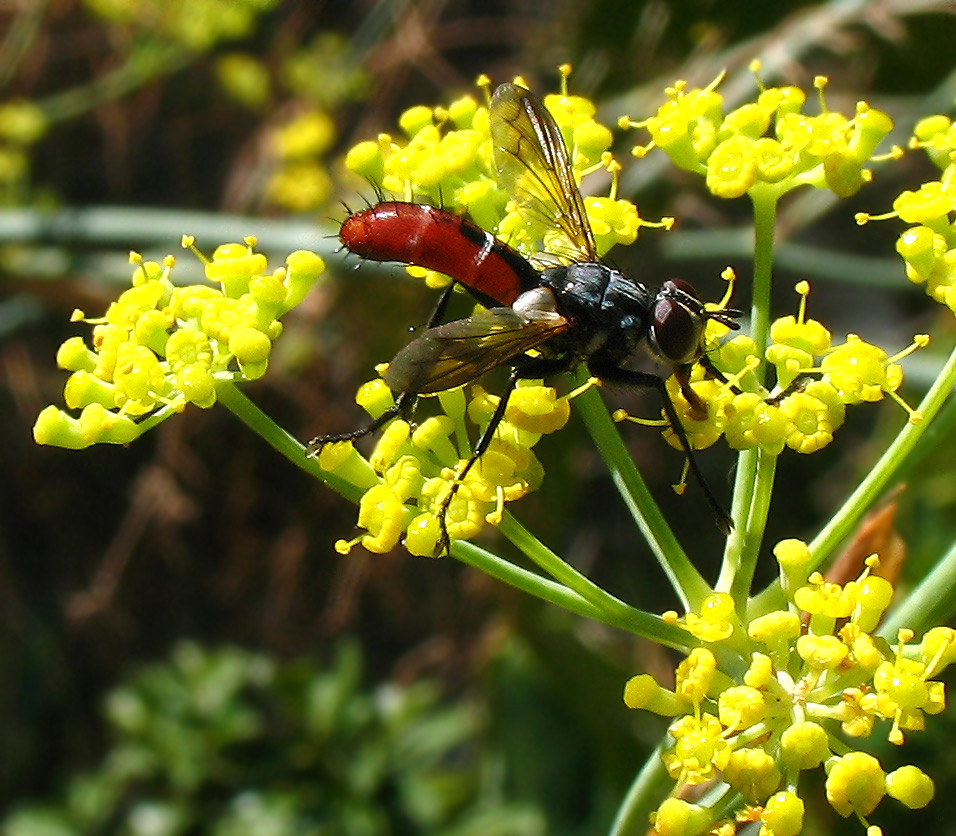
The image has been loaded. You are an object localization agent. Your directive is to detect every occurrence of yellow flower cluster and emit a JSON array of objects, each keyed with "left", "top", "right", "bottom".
[
  {"left": 33, "top": 239, "right": 324, "bottom": 449},
  {"left": 616, "top": 279, "right": 924, "bottom": 459},
  {"left": 626, "top": 541, "right": 946, "bottom": 835},
  {"left": 870, "top": 114, "right": 956, "bottom": 316},
  {"left": 319, "top": 379, "right": 572, "bottom": 557},
  {"left": 626, "top": 66, "right": 896, "bottom": 201},
  {"left": 265, "top": 109, "right": 335, "bottom": 212}
]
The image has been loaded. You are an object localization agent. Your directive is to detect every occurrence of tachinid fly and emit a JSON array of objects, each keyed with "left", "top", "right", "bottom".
[{"left": 309, "top": 82, "right": 742, "bottom": 553}]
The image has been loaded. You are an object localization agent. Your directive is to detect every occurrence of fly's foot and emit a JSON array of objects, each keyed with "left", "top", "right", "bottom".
[
  {"left": 432, "top": 477, "right": 464, "bottom": 557},
  {"left": 306, "top": 427, "right": 366, "bottom": 458},
  {"left": 305, "top": 402, "right": 405, "bottom": 458}
]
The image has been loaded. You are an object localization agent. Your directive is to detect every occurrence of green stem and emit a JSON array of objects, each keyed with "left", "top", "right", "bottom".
[
  {"left": 607, "top": 742, "right": 671, "bottom": 836},
  {"left": 217, "top": 380, "right": 692, "bottom": 647},
  {"left": 879, "top": 534, "right": 956, "bottom": 639},
  {"left": 718, "top": 186, "right": 779, "bottom": 603},
  {"left": 214, "top": 380, "right": 362, "bottom": 503},
  {"left": 571, "top": 368, "right": 711, "bottom": 610},
  {"left": 457, "top": 536, "right": 690, "bottom": 648},
  {"left": 751, "top": 338, "right": 956, "bottom": 616},
  {"left": 748, "top": 186, "right": 778, "bottom": 366},
  {"left": 496, "top": 514, "right": 693, "bottom": 648},
  {"left": 732, "top": 449, "right": 778, "bottom": 611},
  {"left": 807, "top": 345, "right": 956, "bottom": 564}
]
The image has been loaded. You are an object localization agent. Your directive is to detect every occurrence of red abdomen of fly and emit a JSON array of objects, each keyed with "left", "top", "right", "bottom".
[{"left": 339, "top": 201, "right": 539, "bottom": 306}]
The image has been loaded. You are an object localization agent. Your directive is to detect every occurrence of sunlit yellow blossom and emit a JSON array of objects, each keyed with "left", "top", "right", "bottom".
[
  {"left": 623, "top": 674, "right": 682, "bottom": 715},
  {"left": 779, "top": 391, "right": 835, "bottom": 453},
  {"left": 826, "top": 752, "right": 886, "bottom": 817},
  {"left": 35, "top": 243, "right": 325, "bottom": 450},
  {"left": 679, "top": 592, "right": 737, "bottom": 641},
  {"left": 780, "top": 721, "right": 830, "bottom": 771},
  {"left": 653, "top": 797, "right": 713, "bottom": 836},
  {"left": 354, "top": 485, "right": 407, "bottom": 554},
  {"left": 747, "top": 610, "right": 801, "bottom": 649},
  {"left": 793, "top": 573, "right": 855, "bottom": 619},
  {"left": 821, "top": 334, "right": 901, "bottom": 403},
  {"left": 675, "top": 647, "right": 717, "bottom": 703},
  {"left": 724, "top": 747, "right": 781, "bottom": 801},
  {"left": 717, "top": 685, "right": 766, "bottom": 732},
  {"left": 663, "top": 712, "right": 730, "bottom": 784},
  {"left": 838, "top": 688, "right": 877, "bottom": 738},
  {"left": 885, "top": 765, "right": 935, "bottom": 809},
  {"left": 919, "top": 626, "right": 956, "bottom": 675},
  {"left": 760, "top": 791, "right": 804, "bottom": 836},
  {"left": 797, "top": 634, "right": 849, "bottom": 669}
]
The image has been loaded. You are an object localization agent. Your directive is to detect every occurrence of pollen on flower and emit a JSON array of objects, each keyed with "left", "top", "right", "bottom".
[
  {"left": 826, "top": 752, "right": 886, "bottom": 817},
  {"left": 674, "top": 592, "right": 737, "bottom": 641}
]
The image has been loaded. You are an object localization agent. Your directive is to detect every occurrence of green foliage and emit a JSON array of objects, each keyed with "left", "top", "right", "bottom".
[{"left": 3, "top": 642, "right": 543, "bottom": 836}]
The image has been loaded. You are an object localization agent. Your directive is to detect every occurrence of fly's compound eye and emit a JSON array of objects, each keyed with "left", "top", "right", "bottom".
[{"left": 649, "top": 280, "right": 706, "bottom": 365}]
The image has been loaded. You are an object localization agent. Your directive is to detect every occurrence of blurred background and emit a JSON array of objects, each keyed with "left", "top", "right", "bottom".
[{"left": 3, "top": 1, "right": 956, "bottom": 833}]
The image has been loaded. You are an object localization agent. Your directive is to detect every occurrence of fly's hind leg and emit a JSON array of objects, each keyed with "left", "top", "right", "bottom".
[{"left": 433, "top": 367, "right": 521, "bottom": 556}]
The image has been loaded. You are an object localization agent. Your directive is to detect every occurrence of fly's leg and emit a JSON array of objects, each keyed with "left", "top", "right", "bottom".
[
  {"left": 433, "top": 367, "right": 520, "bottom": 556},
  {"left": 591, "top": 362, "right": 733, "bottom": 535},
  {"left": 697, "top": 353, "right": 742, "bottom": 396},
  {"left": 434, "top": 356, "right": 573, "bottom": 556},
  {"left": 306, "top": 283, "right": 458, "bottom": 457},
  {"left": 305, "top": 394, "right": 413, "bottom": 456}
]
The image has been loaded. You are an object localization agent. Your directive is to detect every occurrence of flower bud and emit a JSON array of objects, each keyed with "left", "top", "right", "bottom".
[{"left": 886, "top": 765, "right": 934, "bottom": 809}]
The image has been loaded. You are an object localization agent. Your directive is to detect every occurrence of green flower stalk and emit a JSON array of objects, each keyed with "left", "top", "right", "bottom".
[{"left": 34, "top": 63, "right": 956, "bottom": 835}]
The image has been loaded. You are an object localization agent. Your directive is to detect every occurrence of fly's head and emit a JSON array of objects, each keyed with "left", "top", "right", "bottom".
[{"left": 648, "top": 279, "right": 742, "bottom": 367}]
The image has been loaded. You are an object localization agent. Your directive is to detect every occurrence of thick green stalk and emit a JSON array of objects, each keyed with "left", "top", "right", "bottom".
[
  {"left": 607, "top": 743, "right": 670, "bottom": 836},
  {"left": 215, "top": 380, "right": 361, "bottom": 503},
  {"left": 879, "top": 534, "right": 956, "bottom": 639},
  {"left": 571, "top": 368, "right": 711, "bottom": 610},
  {"left": 496, "top": 515, "right": 693, "bottom": 648},
  {"left": 719, "top": 185, "right": 779, "bottom": 604}
]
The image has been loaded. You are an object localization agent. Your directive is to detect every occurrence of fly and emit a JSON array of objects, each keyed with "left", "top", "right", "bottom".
[{"left": 309, "top": 82, "right": 741, "bottom": 553}]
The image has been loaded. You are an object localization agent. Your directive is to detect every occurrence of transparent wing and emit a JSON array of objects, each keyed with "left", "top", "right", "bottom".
[
  {"left": 490, "top": 82, "right": 597, "bottom": 264},
  {"left": 384, "top": 308, "right": 567, "bottom": 394}
]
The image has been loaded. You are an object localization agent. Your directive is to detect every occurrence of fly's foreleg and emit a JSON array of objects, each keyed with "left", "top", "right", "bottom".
[{"left": 590, "top": 362, "right": 733, "bottom": 535}]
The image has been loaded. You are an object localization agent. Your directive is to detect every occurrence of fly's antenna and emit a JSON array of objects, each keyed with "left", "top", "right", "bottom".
[{"left": 707, "top": 307, "right": 743, "bottom": 330}]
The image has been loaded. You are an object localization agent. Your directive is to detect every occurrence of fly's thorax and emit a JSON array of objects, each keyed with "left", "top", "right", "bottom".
[
  {"left": 539, "top": 263, "right": 653, "bottom": 359},
  {"left": 540, "top": 262, "right": 606, "bottom": 314}
]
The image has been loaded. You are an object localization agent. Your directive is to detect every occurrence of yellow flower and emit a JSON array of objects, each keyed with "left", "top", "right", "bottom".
[
  {"left": 825, "top": 752, "right": 886, "bottom": 817},
  {"left": 663, "top": 712, "right": 730, "bottom": 784}
]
